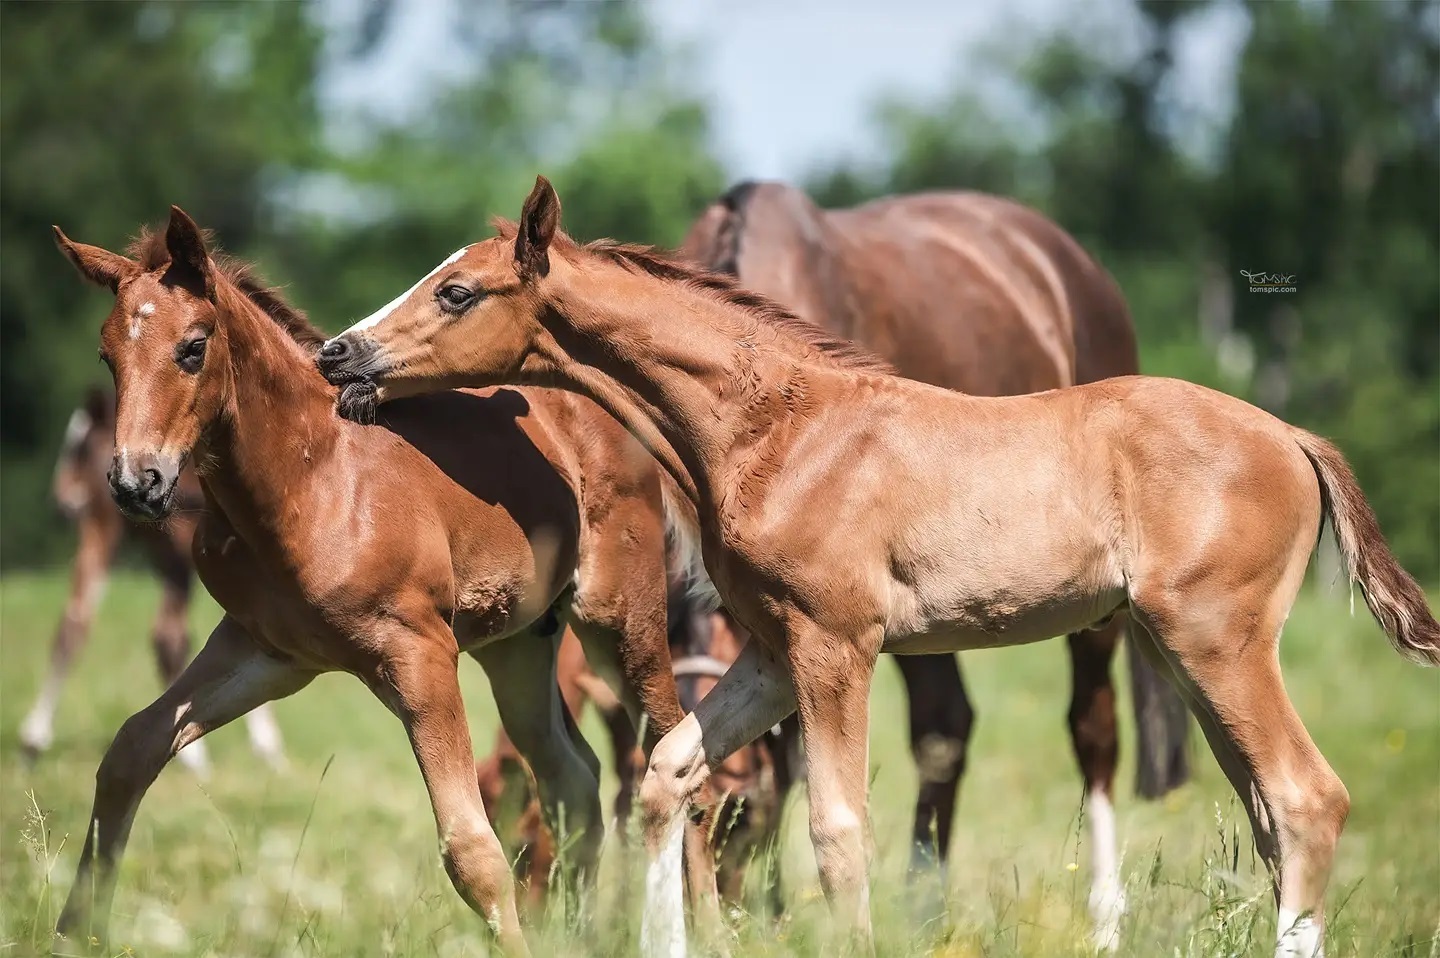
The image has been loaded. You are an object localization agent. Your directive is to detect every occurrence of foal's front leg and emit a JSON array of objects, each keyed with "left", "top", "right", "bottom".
[{"left": 56, "top": 616, "right": 314, "bottom": 945}]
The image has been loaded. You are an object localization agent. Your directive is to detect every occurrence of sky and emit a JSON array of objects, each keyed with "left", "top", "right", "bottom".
[{"left": 318, "top": 0, "right": 1249, "bottom": 181}]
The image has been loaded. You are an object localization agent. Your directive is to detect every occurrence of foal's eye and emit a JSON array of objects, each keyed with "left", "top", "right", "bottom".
[
  {"left": 436, "top": 284, "right": 477, "bottom": 312},
  {"left": 175, "top": 334, "right": 208, "bottom": 373}
]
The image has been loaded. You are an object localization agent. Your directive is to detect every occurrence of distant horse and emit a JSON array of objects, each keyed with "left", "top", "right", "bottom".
[
  {"left": 50, "top": 209, "right": 710, "bottom": 955},
  {"left": 317, "top": 176, "right": 1438, "bottom": 958},
  {"left": 675, "top": 181, "right": 1190, "bottom": 922},
  {"left": 18, "top": 385, "right": 285, "bottom": 773}
]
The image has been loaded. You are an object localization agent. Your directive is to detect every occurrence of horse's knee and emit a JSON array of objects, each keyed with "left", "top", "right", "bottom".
[
  {"left": 1283, "top": 773, "right": 1350, "bottom": 863},
  {"left": 912, "top": 697, "right": 974, "bottom": 785},
  {"left": 638, "top": 732, "right": 702, "bottom": 837},
  {"left": 440, "top": 825, "right": 513, "bottom": 914},
  {"left": 809, "top": 801, "right": 867, "bottom": 877}
]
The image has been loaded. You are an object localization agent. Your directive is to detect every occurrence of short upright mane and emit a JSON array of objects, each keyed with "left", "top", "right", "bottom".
[
  {"left": 126, "top": 227, "right": 327, "bottom": 353},
  {"left": 491, "top": 218, "right": 893, "bottom": 376}
]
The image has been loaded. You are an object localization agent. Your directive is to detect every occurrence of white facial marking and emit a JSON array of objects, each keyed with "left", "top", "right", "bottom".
[
  {"left": 641, "top": 815, "right": 687, "bottom": 958},
  {"left": 130, "top": 301, "right": 155, "bottom": 340},
  {"left": 1087, "top": 787, "right": 1126, "bottom": 951},
  {"left": 346, "top": 246, "right": 471, "bottom": 334}
]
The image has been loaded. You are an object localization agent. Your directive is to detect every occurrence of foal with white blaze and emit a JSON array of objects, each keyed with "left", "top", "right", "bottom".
[{"left": 317, "top": 178, "right": 1439, "bottom": 958}]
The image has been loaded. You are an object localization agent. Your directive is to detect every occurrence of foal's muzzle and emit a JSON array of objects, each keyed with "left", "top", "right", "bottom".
[
  {"left": 108, "top": 451, "right": 181, "bottom": 522},
  {"left": 316, "top": 333, "right": 390, "bottom": 386}
]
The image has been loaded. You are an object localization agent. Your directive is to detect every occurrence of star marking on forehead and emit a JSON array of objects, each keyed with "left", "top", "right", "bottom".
[{"left": 130, "top": 302, "right": 155, "bottom": 340}]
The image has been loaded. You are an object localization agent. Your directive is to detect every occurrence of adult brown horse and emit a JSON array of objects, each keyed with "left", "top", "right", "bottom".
[
  {"left": 50, "top": 209, "right": 711, "bottom": 955},
  {"left": 316, "top": 177, "right": 1438, "bottom": 958},
  {"left": 18, "top": 386, "right": 286, "bottom": 773},
  {"left": 678, "top": 182, "right": 1191, "bottom": 921}
]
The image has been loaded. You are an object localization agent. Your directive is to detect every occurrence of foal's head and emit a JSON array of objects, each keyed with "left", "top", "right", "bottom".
[
  {"left": 53, "top": 208, "right": 263, "bottom": 521},
  {"left": 317, "top": 176, "right": 569, "bottom": 397}
]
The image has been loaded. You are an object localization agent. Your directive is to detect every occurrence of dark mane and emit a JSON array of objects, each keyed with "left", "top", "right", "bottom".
[
  {"left": 491, "top": 218, "right": 893, "bottom": 376},
  {"left": 126, "top": 227, "right": 328, "bottom": 354}
]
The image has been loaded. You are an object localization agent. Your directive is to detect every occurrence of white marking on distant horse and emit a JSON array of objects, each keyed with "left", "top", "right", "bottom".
[
  {"left": 243, "top": 704, "right": 287, "bottom": 769},
  {"left": 130, "top": 302, "right": 155, "bottom": 340},
  {"left": 1086, "top": 787, "right": 1126, "bottom": 951},
  {"left": 345, "top": 246, "right": 471, "bottom": 334}
]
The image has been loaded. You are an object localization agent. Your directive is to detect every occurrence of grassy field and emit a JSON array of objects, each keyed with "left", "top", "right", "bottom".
[{"left": 1, "top": 569, "right": 1436, "bottom": 957}]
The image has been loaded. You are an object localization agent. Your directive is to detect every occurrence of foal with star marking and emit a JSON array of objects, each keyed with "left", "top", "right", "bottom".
[
  {"left": 51, "top": 208, "right": 710, "bottom": 955},
  {"left": 317, "top": 178, "right": 1438, "bottom": 958}
]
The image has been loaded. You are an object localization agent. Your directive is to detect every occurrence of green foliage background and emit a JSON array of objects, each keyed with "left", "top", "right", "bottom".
[{"left": 2, "top": 0, "right": 1435, "bottom": 578}]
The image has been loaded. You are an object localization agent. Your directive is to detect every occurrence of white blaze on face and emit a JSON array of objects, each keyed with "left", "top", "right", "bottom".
[
  {"left": 130, "top": 302, "right": 155, "bottom": 340},
  {"left": 345, "top": 246, "right": 471, "bottom": 335}
]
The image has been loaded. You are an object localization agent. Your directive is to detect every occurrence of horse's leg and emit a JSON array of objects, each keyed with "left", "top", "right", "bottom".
[
  {"left": 1132, "top": 599, "right": 1346, "bottom": 958},
  {"left": 893, "top": 652, "right": 974, "bottom": 878},
  {"left": 376, "top": 633, "right": 528, "bottom": 955},
  {"left": 1066, "top": 616, "right": 1126, "bottom": 951},
  {"left": 19, "top": 518, "right": 116, "bottom": 759},
  {"left": 470, "top": 627, "right": 604, "bottom": 904},
  {"left": 56, "top": 616, "right": 313, "bottom": 945},
  {"left": 788, "top": 623, "right": 880, "bottom": 953},
  {"left": 639, "top": 638, "right": 797, "bottom": 958}
]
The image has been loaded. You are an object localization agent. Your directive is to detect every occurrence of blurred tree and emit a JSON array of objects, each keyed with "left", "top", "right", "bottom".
[
  {"left": 0, "top": 1, "right": 324, "bottom": 566},
  {"left": 0, "top": 0, "right": 723, "bottom": 568}
]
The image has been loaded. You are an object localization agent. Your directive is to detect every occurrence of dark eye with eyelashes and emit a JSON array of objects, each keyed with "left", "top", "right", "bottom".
[
  {"left": 435, "top": 284, "right": 479, "bottom": 313},
  {"left": 175, "top": 333, "right": 208, "bottom": 374}
]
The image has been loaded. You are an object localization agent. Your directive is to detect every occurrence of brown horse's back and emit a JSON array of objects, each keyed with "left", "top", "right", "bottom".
[{"left": 688, "top": 184, "right": 1137, "bottom": 394}]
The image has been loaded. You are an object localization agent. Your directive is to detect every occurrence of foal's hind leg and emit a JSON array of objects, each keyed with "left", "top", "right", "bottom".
[
  {"left": 1132, "top": 599, "right": 1347, "bottom": 958},
  {"left": 56, "top": 616, "right": 313, "bottom": 945},
  {"left": 19, "top": 519, "right": 116, "bottom": 759},
  {"left": 1066, "top": 616, "right": 1126, "bottom": 950},
  {"left": 471, "top": 627, "right": 604, "bottom": 899}
]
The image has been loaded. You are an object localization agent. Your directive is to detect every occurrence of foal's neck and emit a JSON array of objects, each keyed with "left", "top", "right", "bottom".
[
  {"left": 543, "top": 264, "right": 856, "bottom": 516},
  {"left": 198, "top": 287, "right": 339, "bottom": 537}
]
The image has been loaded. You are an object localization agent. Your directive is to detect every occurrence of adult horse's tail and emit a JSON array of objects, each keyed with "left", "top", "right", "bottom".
[{"left": 1296, "top": 431, "right": 1440, "bottom": 666}]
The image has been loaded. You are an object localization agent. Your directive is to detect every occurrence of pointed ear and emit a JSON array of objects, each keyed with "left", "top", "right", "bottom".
[
  {"left": 514, "top": 175, "right": 561, "bottom": 280},
  {"left": 53, "top": 226, "right": 137, "bottom": 292},
  {"left": 164, "top": 205, "right": 215, "bottom": 298}
]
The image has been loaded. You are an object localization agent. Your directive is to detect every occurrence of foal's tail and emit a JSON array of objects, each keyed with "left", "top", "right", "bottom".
[{"left": 1295, "top": 430, "right": 1440, "bottom": 666}]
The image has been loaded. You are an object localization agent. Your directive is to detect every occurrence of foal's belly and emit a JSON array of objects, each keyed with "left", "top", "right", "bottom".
[{"left": 881, "top": 592, "right": 1126, "bottom": 653}]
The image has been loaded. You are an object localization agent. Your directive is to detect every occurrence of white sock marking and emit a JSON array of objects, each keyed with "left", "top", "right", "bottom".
[
  {"left": 1087, "top": 787, "right": 1125, "bottom": 952},
  {"left": 344, "top": 247, "right": 470, "bottom": 334},
  {"left": 641, "top": 815, "right": 687, "bottom": 958},
  {"left": 243, "top": 704, "right": 287, "bottom": 768},
  {"left": 1276, "top": 907, "right": 1324, "bottom": 958}
]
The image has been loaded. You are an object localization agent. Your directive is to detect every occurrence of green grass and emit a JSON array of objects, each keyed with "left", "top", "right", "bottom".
[{"left": 1, "top": 570, "right": 1436, "bottom": 956}]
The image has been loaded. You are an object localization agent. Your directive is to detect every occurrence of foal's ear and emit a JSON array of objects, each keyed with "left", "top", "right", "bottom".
[
  {"left": 82, "top": 385, "right": 113, "bottom": 426},
  {"left": 164, "top": 205, "right": 216, "bottom": 299},
  {"left": 514, "top": 175, "right": 561, "bottom": 280},
  {"left": 52, "top": 227, "right": 136, "bottom": 292}
]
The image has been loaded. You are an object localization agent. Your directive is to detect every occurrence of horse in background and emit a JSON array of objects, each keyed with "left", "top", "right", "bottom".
[
  {"left": 678, "top": 181, "right": 1192, "bottom": 929},
  {"left": 18, "top": 385, "right": 286, "bottom": 773}
]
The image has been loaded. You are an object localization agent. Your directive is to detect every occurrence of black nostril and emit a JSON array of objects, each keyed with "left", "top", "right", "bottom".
[
  {"left": 141, "top": 467, "right": 162, "bottom": 495},
  {"left": 320, "top": 339, "right": 348, "bottom": 360}
]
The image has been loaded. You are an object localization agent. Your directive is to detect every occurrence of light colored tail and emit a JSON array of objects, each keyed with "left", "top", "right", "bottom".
[{"left": 1295, "top": 429, "right": 1439, "bottom": 665}]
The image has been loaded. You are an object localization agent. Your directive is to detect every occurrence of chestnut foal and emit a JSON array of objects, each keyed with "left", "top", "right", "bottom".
[
  {"left": 317, "top": 177, "right": 1438, "bottom": 958},
  {"left": 19, "top": 386, "right": 285, "bottom": 773},
  {"left": 51, "top": 209, "right": 704, "bottom": 954}
]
